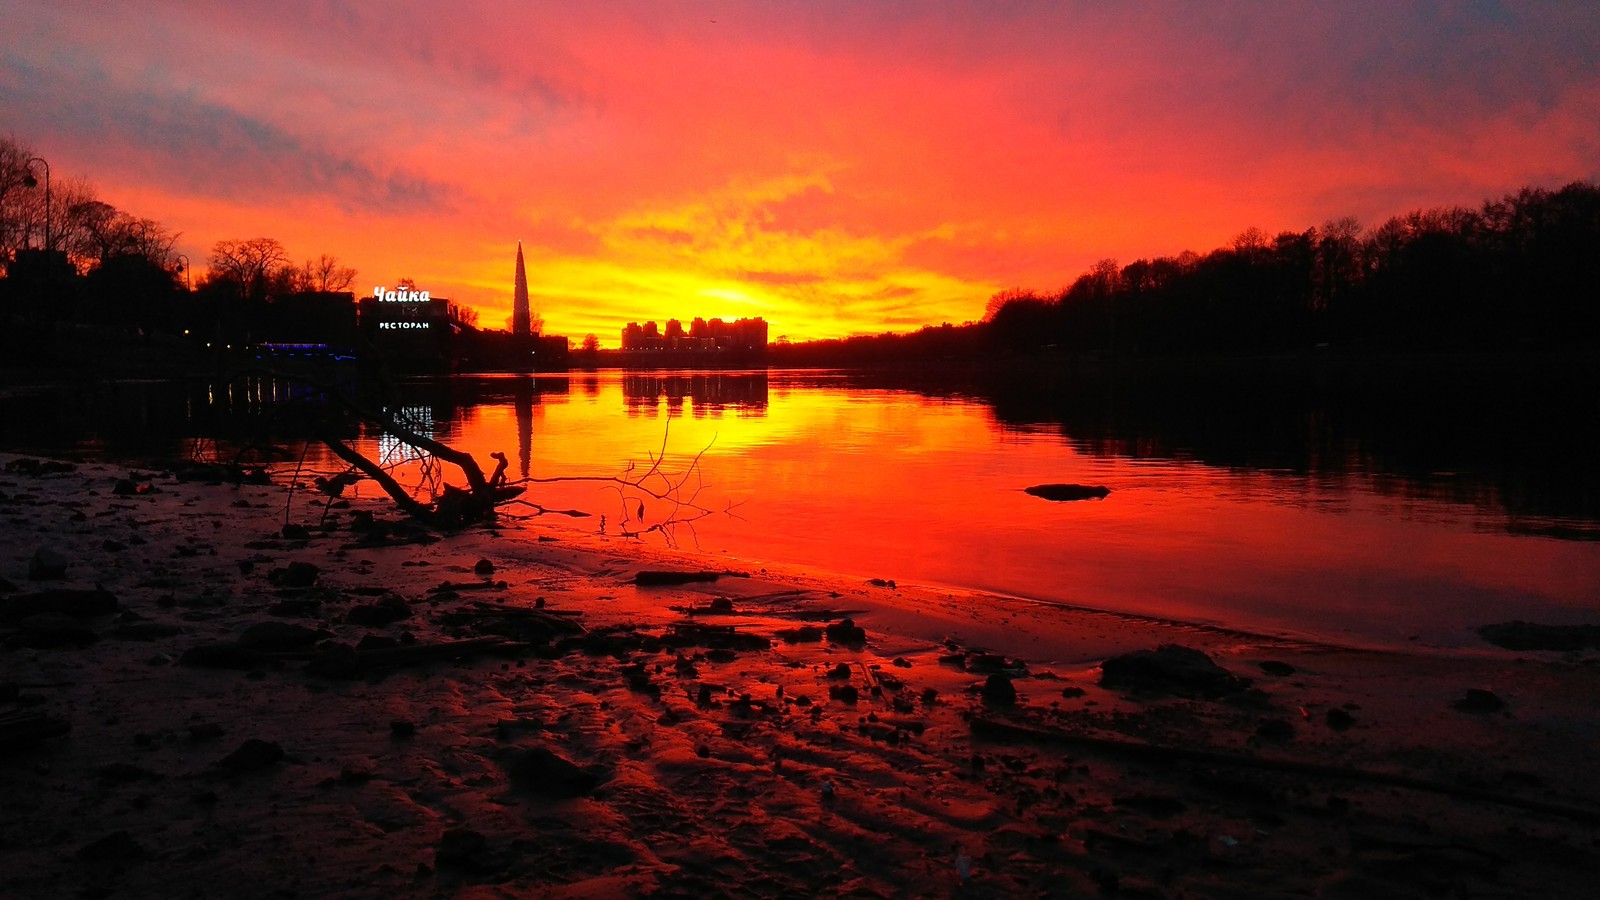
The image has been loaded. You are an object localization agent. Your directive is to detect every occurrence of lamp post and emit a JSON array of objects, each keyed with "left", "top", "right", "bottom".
[
  {"left": 176, "top": 254, "right": 191, "bottom": 291},
  {"left": 22, "top": 156, "right": 50, "bottom": 253}
]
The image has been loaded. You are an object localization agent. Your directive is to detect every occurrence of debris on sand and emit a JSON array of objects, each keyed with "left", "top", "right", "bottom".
[{"left": 1099, "top": 644, "right": 1244, "bottom": 696}]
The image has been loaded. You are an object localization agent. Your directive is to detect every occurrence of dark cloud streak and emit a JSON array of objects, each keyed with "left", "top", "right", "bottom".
[{"left": 0, "top": 52, "right": 455, "bottom": 215}]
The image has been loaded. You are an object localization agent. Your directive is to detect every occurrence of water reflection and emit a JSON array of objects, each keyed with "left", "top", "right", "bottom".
[
  {"left": 622, "top": 371, "right": 768, "bottom": 417},
  {"left": 3, "top": 365, "right": 1597, "bottom": 647}
]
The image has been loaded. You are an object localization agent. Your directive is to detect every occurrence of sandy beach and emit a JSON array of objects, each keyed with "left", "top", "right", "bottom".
[{"left": 2, "top": 451, "right": 1598, "bottom": 898}]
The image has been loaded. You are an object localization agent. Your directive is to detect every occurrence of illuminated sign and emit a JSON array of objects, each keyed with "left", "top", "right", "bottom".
[
  {"left": 378, "top": 322, "right": 429, "bottom": 330},
  {"left": 373, "top": 286, "right": 431, "bottom": 302}
]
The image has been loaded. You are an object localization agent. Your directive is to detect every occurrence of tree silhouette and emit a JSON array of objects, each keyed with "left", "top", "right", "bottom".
[
  {"left": 208, "top": 237, "right": 290, "bottom": 303},
  {"left": 290, "top": 254, "right": 358, "bottom": 293}
]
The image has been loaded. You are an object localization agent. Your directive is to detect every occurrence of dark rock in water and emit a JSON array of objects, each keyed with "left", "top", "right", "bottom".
[
  {"left": 1258, "top": 660, "right": 1296, "bottom": 677},
  {"left": 828, "top": 684, "right": 860, "bottom": 705},
  {"left": 1477, "top": 620, "right": 1600, "bottom": 652},
  {"left": 1024, "top": 483, "right": 1111, "bottom": 502},
  {"left": 776, "top": 625, "right": 822, "bottom": 643},
  {"left": 27, "top": 547, "right": 69, "bottom": 581},
  {"left": 1326, "top": 708, "right": 1356, "bottom": 731},
  {"left": 827, "top": 663, "right": 853, "bottom": 680},
  {"left": 102, "top": 539, "right": 128, "bottom": 553},
  {"left": 75, "top": 830, "right": 146, "bottom": 862},
  {"left": 506, "top": 746, "right": 600, "bottom": 798},
  {"left": 825, "top": 618, "right": 867, "bottom": 644},
  {"left": 217, "top": 738, "right": 284, "bottom": 773},
  {"left": 281, "top": 523, "right": 311, "bottom": 540},
  {"left": 1452, "top": 688, "right": 1506, "bottom": 713},
  {"left": 238, "top": 621, "right": 329, "bottom": 650},
  {"left": 267, "top": 562, "right": 319, "bottom": 589},
  {"left": 708, "top": 597, "right": 733, "bottom": 613},
  {"left": 390, "top": 719, "right": 416, "bottom": 737},
  {"left": 347, "top": 595, "right": 412, "bottom": 627},
  {"left": 1099, "top": 644, "right": 1244, "bottom": 697},
  {"left": 982, "top": 673, "right": 1018, "bottom": 706},
  {"left": 474, "top": 558, "right": 495, "bottom": 576}
]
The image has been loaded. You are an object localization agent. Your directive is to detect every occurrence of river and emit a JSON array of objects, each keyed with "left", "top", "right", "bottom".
[{"left": 4, "top": 362, "right": 1597, "bottom": 649}]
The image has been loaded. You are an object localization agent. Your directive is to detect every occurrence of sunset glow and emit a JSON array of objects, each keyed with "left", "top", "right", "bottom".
[{"left": 5, "top": 2, "right": 1596, "bottom": 343}]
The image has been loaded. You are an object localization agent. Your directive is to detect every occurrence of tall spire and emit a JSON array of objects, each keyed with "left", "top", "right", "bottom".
[{"left": 512, "top": 240, "right": 531, "bottom": 337}]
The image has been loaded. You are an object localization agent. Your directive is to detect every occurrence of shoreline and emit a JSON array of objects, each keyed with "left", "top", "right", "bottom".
[{"left": 3, "top": 452, "right": 1599, "bottom": 896}]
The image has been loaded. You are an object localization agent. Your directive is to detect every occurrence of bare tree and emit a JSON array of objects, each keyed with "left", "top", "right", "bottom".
[
  {"left": 209, "top": 237, "right": 290, "bottom": 301},
  {"left": 448, "top": 301, "right": 479, "bottom": 328},
  {"left": 0, "top": 135, "right": 37, "bottom": 266},
  {"left": 294, "top": 253, "right": 357, "bottom": 292}
]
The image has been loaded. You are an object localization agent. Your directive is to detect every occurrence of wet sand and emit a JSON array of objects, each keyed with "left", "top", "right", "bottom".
[{"left": 2, "top": 452, "right": 1598, "bottom": 898}]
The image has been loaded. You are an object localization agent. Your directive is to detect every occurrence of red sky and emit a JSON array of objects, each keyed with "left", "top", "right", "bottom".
[{"left": 4, "top": 1, "right": 1597, "bottom": 344}]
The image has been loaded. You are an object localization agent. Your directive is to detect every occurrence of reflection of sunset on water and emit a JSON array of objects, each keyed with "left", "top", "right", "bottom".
[{"left": 331, "top": 372, "right": 1600, "bottom": 649}]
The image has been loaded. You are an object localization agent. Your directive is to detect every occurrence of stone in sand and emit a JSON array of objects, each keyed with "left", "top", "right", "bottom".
[
  {"left": 267, "top": 562, "right": 319, "bottom": 588},
  {"left": 0, "top": 586, "right": 118, "bottom": 621},
  {"left": 981, "top": 673, "right": 1018, "bottom": 706},
  {"left": 238, "top": 621, "right": 330, "bottom": 650},
  {"left": 474, "top": 558, "right": 495, "bottom": 575},
  {"left": 10, "top": 613, "right": 99, "bottom": 648},
  {"left": 1099, "top": 644, "right": 1243, "bottom": 697},
  {"left": 436, "top": 828, "right": 503, "bottom": 873},
  {"left": 217, "top": 738, "right": 284, "bottom": 773},
  {"left": 1452, "top": 688, "right": 1506, "bottom": 713},
  {"left": 506, "top": 746, "right": 599, "bottom": 798},
  {"left": 75, "top": 830, "right": 146, "bottom": 862},
  {"left": 825, "top": 618, "right": 867, "bottom": 644},
  {"left": 27, "top": 547, "right": 68, "bottom": 581},
  {"left": 828, "top": 684, "right": 860, "bottom": 705},
  {"left": 347, "top": 595, "right": 412, "bottom": 627}
]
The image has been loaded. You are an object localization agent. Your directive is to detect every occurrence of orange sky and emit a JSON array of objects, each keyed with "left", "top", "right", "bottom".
[{"left": 4, "top": 2, "right": 1597, "bottom": 345}]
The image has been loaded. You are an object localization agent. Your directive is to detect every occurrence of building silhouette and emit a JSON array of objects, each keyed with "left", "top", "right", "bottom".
[
  {"left": 512, "top": 241, "right": 531, "bottom": 337},
  {"left": 620, "top": 316, "right": 767, "bottom": 352}
]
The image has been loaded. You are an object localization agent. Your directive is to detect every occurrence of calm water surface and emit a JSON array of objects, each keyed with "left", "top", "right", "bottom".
[{"left": 6, "top": 366, "right": 1598, "bottom": 649}]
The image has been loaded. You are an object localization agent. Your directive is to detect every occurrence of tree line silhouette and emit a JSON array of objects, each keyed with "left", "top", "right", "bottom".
[{"left": 773, "top": 180, "right": 1600, "bottom": 365}]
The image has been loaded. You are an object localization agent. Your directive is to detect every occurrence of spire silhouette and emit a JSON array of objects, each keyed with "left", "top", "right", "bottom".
[{"left": 512, "top": 240, "right": 531, "bottom": 337}]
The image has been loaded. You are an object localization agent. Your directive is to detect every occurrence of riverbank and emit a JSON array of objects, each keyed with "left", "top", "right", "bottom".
[{"left": 2, "top": 452, "right": 1598, "bottom": 897}]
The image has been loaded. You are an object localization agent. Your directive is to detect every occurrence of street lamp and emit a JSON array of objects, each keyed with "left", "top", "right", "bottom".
[
  {"left": 176, "top": 254, "right": 191, "bottom": 291},
  {"left": 21, "top": 156, "right": 50, "bottom": 253}
]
